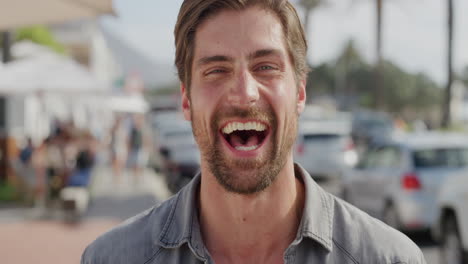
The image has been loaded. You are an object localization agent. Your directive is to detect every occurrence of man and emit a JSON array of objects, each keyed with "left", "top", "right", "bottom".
[{"left": 82, "top": 0, "right": 427, "bottom": 263}]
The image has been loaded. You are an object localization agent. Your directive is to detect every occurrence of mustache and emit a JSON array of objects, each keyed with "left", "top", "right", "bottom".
[{"left": 213, "top": 106, "right": 275, "bottom": 128}]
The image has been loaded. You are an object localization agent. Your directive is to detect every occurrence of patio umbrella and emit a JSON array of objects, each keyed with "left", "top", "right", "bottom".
[
  {"left": 0, "top": 0, "right": 114, "bottom": 62},
  {"left": 0, "top": 52, "right": 110, "bottom": 94},
  {"left": 0, "top": 0, "right": 114, "bottom": 31}
]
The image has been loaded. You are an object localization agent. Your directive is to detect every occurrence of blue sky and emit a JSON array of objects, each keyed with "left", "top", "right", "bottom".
[{"left": 101, "top": 0, "right": 468, "bottom": 86}]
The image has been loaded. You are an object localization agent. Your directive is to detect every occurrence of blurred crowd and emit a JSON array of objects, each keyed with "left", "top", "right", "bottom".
[{"left": 10, "top": 113, "right": 151, "bottom": 217}]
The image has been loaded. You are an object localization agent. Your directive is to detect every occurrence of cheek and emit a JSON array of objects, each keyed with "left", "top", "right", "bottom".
[
  {"left": 268, "top": 80, "right": 298, "bottom": 111},
  {"left": 190, "top": 91, "right": 219, "bottom": 135}
]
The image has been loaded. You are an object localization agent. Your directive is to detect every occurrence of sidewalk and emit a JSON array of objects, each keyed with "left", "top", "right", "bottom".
[
  {"left": 0, "top": 166, "right": 173, "bottom": 264},
  {"left": 90, "top": 166, "right": 172, "bottom": 201},
  {"left": 85, "top": 166, "right": 173, "bottom": 221},
  {"left": 0, "top": 166, "right": 172, "bottom": 222}
]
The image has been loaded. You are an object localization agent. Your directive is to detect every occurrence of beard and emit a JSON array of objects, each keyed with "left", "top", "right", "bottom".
[{"left": 191, "top": 102, "right": 299, "bottom": 195}]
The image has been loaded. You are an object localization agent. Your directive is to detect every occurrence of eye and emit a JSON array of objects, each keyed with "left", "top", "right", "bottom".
[
  {"left": 256, "top": 65, "right": 276, "bottom": 71},
  {"left": 205, "top": 68, "right": 227, "bottom": 76}
]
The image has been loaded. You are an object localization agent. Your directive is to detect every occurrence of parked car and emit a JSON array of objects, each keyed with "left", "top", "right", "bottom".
[
  {"left": 342, "top": 132, "right": 468, "bottom": 234},
  {"left": 433, "top": 170, "right": 468, "bottom": 264},
  {"left": 148, "top": 110, "right": 185, "bottom": 171},
  {"left": 294, "top": 111, "right": 357, "bottom": 196},
  {"left": 149, "top": 115, "right": 200, "bottom": 193}
]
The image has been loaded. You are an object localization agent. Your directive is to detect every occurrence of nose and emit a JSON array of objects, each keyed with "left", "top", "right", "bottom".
[{"left": 226, "top": 70, "right": 260, "bottom": 107}]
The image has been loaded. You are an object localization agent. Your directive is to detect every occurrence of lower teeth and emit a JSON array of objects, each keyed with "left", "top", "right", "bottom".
[{"left": 235, "top": 145, "right": 259, "bottom": 151}]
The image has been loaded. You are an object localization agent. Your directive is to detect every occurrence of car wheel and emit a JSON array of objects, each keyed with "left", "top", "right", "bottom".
[
  {"left": 383, "top": 204, "right": 400, "bottom": 230},
  {"left": 440, "top": 215, "right": 465, "bottom": 264}
]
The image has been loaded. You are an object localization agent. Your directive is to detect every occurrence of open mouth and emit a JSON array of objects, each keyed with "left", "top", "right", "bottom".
[{"left": 220, "top": 121, "right": 269, "bottom": 152}]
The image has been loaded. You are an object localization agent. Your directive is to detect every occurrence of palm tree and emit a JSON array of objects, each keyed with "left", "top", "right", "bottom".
[
  {"left": 298, "top": 0, "right": 326, "bottom": 102},
  {"left": 344, "top": 0, "right": 385, "bottom": 109},
  {"left": 441, "top": 0, "right": 454, "bottom": 128},
  {"left": 299, "top": 0, "right": 324, "bottom": 38},
  {"left": 374, "top": 0, "right": 384, "bottom": 110}
]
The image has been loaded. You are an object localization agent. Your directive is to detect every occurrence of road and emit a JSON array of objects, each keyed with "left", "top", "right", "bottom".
[
  {"left": 0, "top": 167, "right": 442, "bottom": 263},
  {"left": 412, "top": 233, "right": 441, "bottom": 264}
]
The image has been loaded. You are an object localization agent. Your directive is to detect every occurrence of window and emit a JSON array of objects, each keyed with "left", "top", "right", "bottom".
[{"left": 413, "top": 148, "right": 468, "bottom": 168}]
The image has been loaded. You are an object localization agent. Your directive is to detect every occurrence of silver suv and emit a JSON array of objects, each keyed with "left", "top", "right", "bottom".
[{"left": 343, "top": 132, "right": 468, "bottom": 234}]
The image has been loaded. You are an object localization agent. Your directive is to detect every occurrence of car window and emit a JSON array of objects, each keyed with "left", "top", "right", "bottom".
[
  {"left": 374, "top": 147, "right": 401, "bottom": 168},
  {"left": 356, "top": 147, "right": 381, "bottom": 169},
  {"left": 413, "top": 148, "right": 468, "bottom": 168}
]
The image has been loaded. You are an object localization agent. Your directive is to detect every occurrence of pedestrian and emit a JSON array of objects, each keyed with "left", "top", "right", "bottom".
[
  {"left": 82, "top": 1, "right": 427, "bottom": 263},
  {"left": 11, "top": 137, "right": 39, "bottom": 206},
  {"left": 109, "top": 116, "right": 127, "bottom": 184},
  {"left": 127, "top": 114, "right": 150, "bottom": 185}
]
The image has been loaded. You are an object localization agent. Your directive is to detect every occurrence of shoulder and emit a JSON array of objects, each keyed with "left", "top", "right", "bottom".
[
  {"left": 331, "top": 195, "right": 426, "bottom": 263},
  {"left": 81, "top": 196, "right": 178, "bottom": 264}
]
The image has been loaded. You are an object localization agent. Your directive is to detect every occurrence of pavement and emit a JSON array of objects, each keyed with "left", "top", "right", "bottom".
[{"left": 0, "top": 166, "right": 172, "bottom": 264}]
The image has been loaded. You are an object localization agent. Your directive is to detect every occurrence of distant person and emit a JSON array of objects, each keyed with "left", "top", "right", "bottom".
[
  {"left": 19, "top": 138, "right": 34, "bottom": 165},
  {"left": 67, "top": 131, "right": 95, "bottom": 187},
  {"left": 127, "top": 114, "right": 150, "bottom": 184},
  {"left": 61, "top": 130, "right": 96, "bottom": 218},
  {"left": 109, "top": 116, "right": 127, "bottom": 184},
  {"left": 12, "top": 138, "right": 40, "bottom": 206},
  {"left": 82, "top": 1, "right": 426, "bottom": 263}
]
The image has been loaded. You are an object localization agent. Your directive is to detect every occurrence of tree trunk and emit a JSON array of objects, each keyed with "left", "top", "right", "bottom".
[
  {"left": 441, "top": 0, "right": 454, "bottom": 128},
  {"left": 303, "top": 9, "right": 314, "bottom": 102},
  {"left": 303, "top": 9, "right": 311, "bottom": 66},
  {"left": 1, "top": 31, "right": 12, "bottom": 63},
  {"left": 374, "top": 0, "right": 384, "bottom": 110}
]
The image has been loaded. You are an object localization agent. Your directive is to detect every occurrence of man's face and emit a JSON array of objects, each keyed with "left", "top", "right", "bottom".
[{"left": 181, "top": 6, "right": 306, "bottom": 194}]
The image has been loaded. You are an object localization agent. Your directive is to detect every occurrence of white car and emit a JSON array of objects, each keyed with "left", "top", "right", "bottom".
[
  {"left": 294, "top": 111, "right": 358, "bottom": 196},
  {"left": 343, "top": 132, "right": 468, "bottom": 234},
  {"left": 433, "top": 170, "right": 468, "bottom": 264}
]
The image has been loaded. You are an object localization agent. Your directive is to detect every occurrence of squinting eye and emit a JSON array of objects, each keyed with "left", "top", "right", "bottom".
[
  {"left": 258, "top": 65, "right": 275, "bottom": 71},
  {"left": 208, "top": 69, "right": 225, "bottom": 75}
]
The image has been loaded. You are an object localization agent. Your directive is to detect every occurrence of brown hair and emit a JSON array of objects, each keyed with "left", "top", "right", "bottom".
[{"left": 174, "top": 0, "right": 308, "bottom": 92}]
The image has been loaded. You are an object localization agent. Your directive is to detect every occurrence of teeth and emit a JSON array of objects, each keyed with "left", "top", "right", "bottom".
[
  {"left": 222, "top": 121, "right": 266, "bottom": 134},
  {"left": 235, "top": 145, "right": 259, "bottom": 151}
]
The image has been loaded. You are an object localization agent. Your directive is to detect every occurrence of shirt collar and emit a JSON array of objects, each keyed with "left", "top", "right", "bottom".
[
  {"left": 294, "top": 163, "right": 334, "bottom": 251},
  {"left": 156, "top": 163, "right": 334, "bottom": 256},
  {"left": 156, "top": 173, "right": 207, "bottom": 260}
]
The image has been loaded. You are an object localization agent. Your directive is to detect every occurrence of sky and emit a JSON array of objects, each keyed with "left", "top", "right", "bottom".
[{"left": 101, "top": 0, "right": 468, "bottom": 86}]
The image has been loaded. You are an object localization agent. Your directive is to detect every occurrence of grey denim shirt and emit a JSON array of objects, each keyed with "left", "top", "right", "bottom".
[{"left": 82, "top": 163, "right": 427, "bottom": 264}]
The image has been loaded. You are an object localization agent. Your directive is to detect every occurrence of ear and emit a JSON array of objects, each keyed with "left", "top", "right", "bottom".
[
  {"left": 181, "top": 82, "right": 191, "bottom": 121},
  {"left": 296, "top": 78, "right": 306, "bottom": 114}
]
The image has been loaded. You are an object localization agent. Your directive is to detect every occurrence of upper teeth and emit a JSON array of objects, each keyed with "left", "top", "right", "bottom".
[{"left": 222, "top": 122, "right": 266, "bottom": 134}]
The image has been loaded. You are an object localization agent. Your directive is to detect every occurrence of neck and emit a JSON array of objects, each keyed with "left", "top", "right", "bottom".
[{"left": 198, "top": 159, "right": 305, "bottom": 263}]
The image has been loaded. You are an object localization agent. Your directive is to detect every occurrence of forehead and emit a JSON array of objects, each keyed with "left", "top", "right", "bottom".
[{"left": 193, "top": 7, "right": 287, "bottom": 61}]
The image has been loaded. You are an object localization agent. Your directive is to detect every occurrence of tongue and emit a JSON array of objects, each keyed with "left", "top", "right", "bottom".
[{"left": 230, "top": 133, "right": 260, "bottom": 148}]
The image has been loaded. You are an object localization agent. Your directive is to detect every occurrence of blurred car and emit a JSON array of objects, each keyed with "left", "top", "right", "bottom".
[
  {"left": 148, "top": 110, "right": 186, "bottom": 171},
  {"left": 433, "top": 170, "right": 468, "bottom": 264},
  {"left": 294, "top": 110, "right": 358, "bottom": 196},
  {"left": 149, "top": 112, "right": 200, "bottom": 193},
  {"left": 351, "top": 110, "right": 395, "bottom": 148},
  {"left": 343, "top": 132, "right": 468, "bottom": 234}
]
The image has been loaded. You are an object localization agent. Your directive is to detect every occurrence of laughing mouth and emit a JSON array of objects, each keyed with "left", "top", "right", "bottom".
[{"left": 221, "top": 121, "right": 269, "bottom": 152}]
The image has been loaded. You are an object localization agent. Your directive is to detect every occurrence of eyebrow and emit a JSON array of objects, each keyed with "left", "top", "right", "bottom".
[
  {"left": 196, "top": 55, "right": 233, "bottom": 66},
  {"left": 248, "top": 49, "right": 283, "bottom": 60}
]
